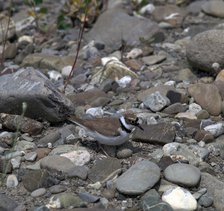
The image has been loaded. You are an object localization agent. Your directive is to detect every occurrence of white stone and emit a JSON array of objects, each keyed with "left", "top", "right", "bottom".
[
  {"left": 24, "top": 151, "right": 37, "bottom": 161},
  {"left": 11, "top": 156, "right": 22, "bottom": 169},
  {"left": 126, "top": 48, "right": 143, "bottom": 59},
  {"left": 86, "top": 107, "right": 104, "bottom": 117},
  {"left": 139, "top": 3, "right": 155, "bottom": 14},
  {"left": 61, "top": 65, "right": 72, "bottom": 77},
  {"left": 175, "top": 112, "right": 197, "bottom": 120},
  {"left": 204, "top": 122, "right": 224, "bottom": 137},
  {"left": 188, "top": 103, "right": 202, "bottom": 115},
  {"left": 116, "top": 75, "right": 132, "bottom": 88},
  {"left": 47, "top": 70, "right": 62, "bottom": 81},
  {"left": 60, "top": 149, "right": 91, "bottom": 166},
  {"left": 162, "top": 187, "right": 197, "bottom": 210},
  {"left": 101, "top": 56, "right": 119, "bottom": 66},
  {"left": 18, "top": 35, "right": 33, "bottom": 43},
  {"left": 164, "top": 80, "right": 176, "bottom": 86},
  {"left": 6, "top": 174, "right": 18, "bottom": 188}
]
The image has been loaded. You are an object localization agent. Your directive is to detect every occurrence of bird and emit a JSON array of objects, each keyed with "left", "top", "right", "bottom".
[{"left": 67, "top": 113, "right": 143, "bottom": 146}]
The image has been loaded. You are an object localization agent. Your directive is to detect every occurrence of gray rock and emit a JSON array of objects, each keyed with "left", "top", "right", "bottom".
[
  {"left": 133, "top": 123, "right": 175, "bottom": 144},
  {"left": 186, "top": 30, "right": 224, "bottom": 73},
  {"left": 163, "top": 103, "right": 188, "bottom": 114},
  {"left": 116, "top": 160, "right": 161, "bottom": 195},
  {"left": 67, "top": 166, "right": 89, "bottom": 180},
  {"left": 0, "top": 67, "right": 73, "bottom": 122},
  {"left": 140, "top": 189, "right": 174, "bottom": 211},
  {"left": 40, "top": 155, "right": 74, "bottom": 173},
  {"left": 116, "top": 148, "right": 133, "bottom": 159},
  {"left": 37, "top": 131, "right": 61, "bottom": 147},
  {"left": 188, "top": 83, "right": 222, "bottom": 116},
  {"left": 0, "top": 15, "right": 16, "bottom": 43},
  {"left": 49, "top": 185, "right": 67, "bottom": 194},
  {"left": 199, "top": 172, "right": 224, "bottom": 197},
  {"left": 31, "top": 188, "right": 47, "bottom": 197},
  {"left": 213, "top": 189, "right": 224, "bottom": 210},
  {"left": 143, "top": 91, "right": 170, "bottom": 112},
  {"left": 47, "top": 193, "right": 83, "bottom": 209},
  {"left": 198, "top": 193, "right": 213, "bottom": 208},
  {"left": 88, "top": 158, "right": 121, "bottom": 182},
  {"left": 86, "top": 8, "right": 161, "bottom": 51},
  {"left": 22, "top": 169, "right": 53, "bottom": 192},
  {"left": 202, "top": 1, "right": 224, "bottom": 18},
  {"left": 142, "top": 55, "right": 166, "bottom": 65},
  {"left": 164, "top": 163, "right": 201, "bottom": 187},
  {"left": 0, "top": 193, "right": 18, "bottom": 211},
  {"left": 78, "top": 192, "right": 100, "bottom": 203},
  {"left": 6, "top": 174, "right": 18, "bottom": 188}
]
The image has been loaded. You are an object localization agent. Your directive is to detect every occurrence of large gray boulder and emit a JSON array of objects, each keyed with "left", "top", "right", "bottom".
[
  {"left": 186, "top": 30, "right": 224, "bottom": 73},
  {"left": 0, "top": 67, "right": 73, "bottom": 122},
  {"left": 85, "top": 8, "right": 162, "bottom": 51}
]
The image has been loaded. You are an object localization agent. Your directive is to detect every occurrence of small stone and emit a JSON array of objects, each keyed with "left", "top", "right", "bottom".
[
  {"left": 164, "top": 163, "right": 201, "bottom": 187},
  {"left": 31, "top": 188, "right": 46, "bottom": 197},
  {"left": 116, "top": 160, "right": 161, "bottom": 195},
  {"left": 198, "top": 193, "right": 213, "bottom": 208},
  {"left": 162, "top": 187, "right": 197, "bottom": 211},
  {"left": 47, "top": 193, "right": 83, "bottom": 209},
  {"left": 40, "top": 155, "right": 74, "bottom": 173},
  {"left": 14, "top": 140, "right": 36, "bottom": 151},
  {"left": 61, "top": 65, "right": 72, "bottom": 77},
  {"left": 0, "top": 193, "right": 18, "bottom": 211},
  {"left": 143, "top": 91, "right": 170, "bottom": 112},
  {"left": 142, "top": 55, "right": 166, "bottom": 65},
  {"left": 67, "top": 166, "right": 89, "bottom": 180},
  {"left": 204, "top": 122, "right": 224, "bottom": 137},
  {"left": 116, "top": 148, "right": 133, "bottom": 159},
  {"left": 24, "top": 151, "right": 37, "bottom": 161},
  {"left": 11, "top": 156, "right": 22, "bottom": 169},
  {"left": 49, "top": 185, "right": 67, "bottom": 194},
  {"left": 188, "top": 103, "right": 202, "bottom": 115},
  {"left": 86, "top": 107, "right": 104, "bottom": 117},
  {"left": 175, "top": 112, "right": 197, "bottom": 120},
  {"left": 126, "top": 48, "right": 143, "bottom": 59},
  {"left": 6, "top": 174, "right": 18, "bottom": 188},
  {"left": 193, "top": 188, "right": 207, "bottom": 200},
  {"left": 60, "top": 149, "right": 91, "bottom": 166}
]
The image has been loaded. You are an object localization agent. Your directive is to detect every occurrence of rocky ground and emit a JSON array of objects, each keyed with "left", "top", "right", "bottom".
[{"left": 1, "top": 0, "right": 224, "bottom": 210}]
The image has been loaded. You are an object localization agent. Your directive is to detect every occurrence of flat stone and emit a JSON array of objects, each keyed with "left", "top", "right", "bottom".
[
  {"left": 88, "top": 157, "right": 121, "bottom": 182},
  {"left": 186, "top": 30, "right": 224, "bottom": 73},
  {"left": 162, "top": 187, "right": 197, "bottom": 211},
  {"left": 31, "top": 188, "right": 46, "bottom": 197},
  {"left": 137, "top": 85, "right": 175, "bottom": 102},
  {"left": 0, "top": 113, "right": 43, "bottom": 135},
  {"left": 0, "top": 68, "right": 73, "bottom": 122},
  {"left": 188, "top": 83, "right": 222, "bottom": 116},
  {"left": 14, "top": 140, "right": 36, "bottom": 151},
  {"left": 164, "top": 163, "right": 201, "bottom": 187},
  {"left": 40, "top": 155, "right": 74, "bottom": 173},
  {"left": 86, "top": 8, "right": 161, "bottom": 51},
  {"left": 202, "top": 1, "right": 224, "bottom": 18},
  {"left": 67, "top": 88, "right": 108, "bottom": 107},
  {"left": 142, "top": 55, "right": 166, "bottom": 65},
  {"left": 49, "top": 185, "right": 67, "bottom": 194},
  {"left": 0, "top": 15, "right": 16, "bottom": 43},
  {"left": 37, "top": 131, "right": 61, "bottom": 148},
  {"left": 116, "top": 160, "right": 161, "bottom": 195},
  {"left": 0, "top": 193, "right": 18, "bottom": 211},
  {"left": 22, "top": 53, "right": 75, "bottom": 71},
  {"left": 22, "top": 169, "right": 51, "bottom": 192},
  {"left": 198, "top": 193, "right": 213, "bottom": 208},
  {"left": 67, "top": 166, "right": 89, "bottom": 180},
  {"left": 133, "top": 123, "right": 175, "bottom": 144},
  {"left": 163, "top": 103, "right": 188, "bottom": 114}
]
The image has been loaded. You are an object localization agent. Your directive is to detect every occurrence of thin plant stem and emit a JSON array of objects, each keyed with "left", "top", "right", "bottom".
[{"left": 63, "top": 3, "right": 89, "bottom": 93}]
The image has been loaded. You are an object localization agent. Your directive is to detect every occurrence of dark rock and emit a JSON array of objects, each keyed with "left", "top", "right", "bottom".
[
  {"left": 37, "top": 131, "right": 61, "bottom": 148},
  {"left": 67, "top": 166, "right": 89, "bottom": 180},
  {"left": 22, "top": 169, "right": 53, "bottom": 192},
  {"left": 0, "top": 67, "right": 73, "bottom": 122},
  {"left": 163, "top": 103, "right": 188, "bottom": 115},
  {"left": 0, "top": 193, "right": 18, "bottom": 211},
  {"left": 88, "top": 157, "right": 121, "bottom": 183},
  {"left": 0, "top": 113, "right": 43, "bottom": 135},
  {"left": 133, "top": 123, "right": 175, "bottom": 144}
]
